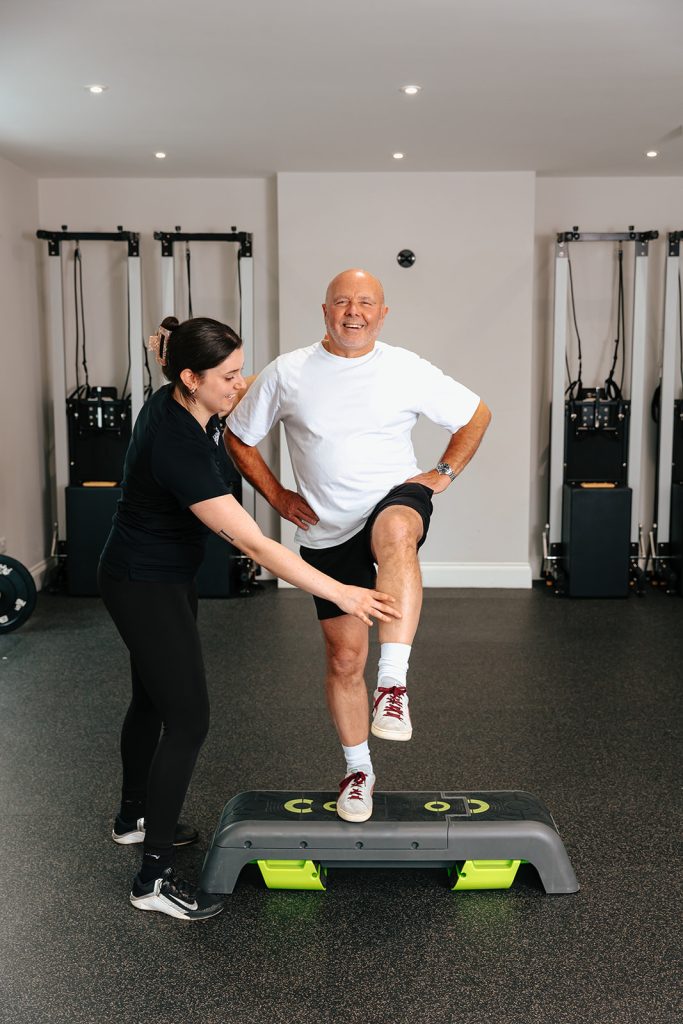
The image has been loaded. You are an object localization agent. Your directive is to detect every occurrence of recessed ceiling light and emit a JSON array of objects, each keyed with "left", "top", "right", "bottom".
[
  {"left": 393, "top": 152, "right": 405, "bottom": 160},
  {"left": 86, "top": 84, "right": 107, "bottom": 94},
  {"left": 155, "top": 152, "right": 167, "bottom": 159},
  {"left": 400, "top": 85, "right": 421, "bottom": 96},
  {"left": 645, "top": 150, "right": 658, "bottom": 158}
]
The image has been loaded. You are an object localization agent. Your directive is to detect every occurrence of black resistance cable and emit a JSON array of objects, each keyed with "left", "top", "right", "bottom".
[
  {"left": 121, "top": 269, "right": 132, "bottom": 400},
  {"left": 604, "top": 247, "right": 624, "bottom": 399},
  {"left": 143, "top": 340, "right": 153, "bottom": 399},
  {"left": 186, "top": 243, "right": 193, "bottom": 318},
  {"left": 71, "top": 243, "right": 89, "bottom": 398},
  {"left": 237, "top": 253, "right": 242, "bottom": 338},
  {"left": 77, "top": 245, "right": 89, "bottom": 392},
  {"left": 618, "top": 247, "right": 626, "bottom": 394},
  {"left": 566, "top": 253, "right": 583, "bottom": 398},
  {"left": 73, "top": 244, "right": 81, "bottom": 396},
  {"left": 679, "top": 269, "right": 683, "bottom": 392}
]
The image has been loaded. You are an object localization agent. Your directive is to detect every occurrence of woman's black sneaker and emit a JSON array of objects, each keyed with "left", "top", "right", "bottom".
[
  {"left": 130, "top": 867, "right": 224, "bottom": 920},
  {"left": 112, "top": 816, "right": 199, "bottom": 847}
]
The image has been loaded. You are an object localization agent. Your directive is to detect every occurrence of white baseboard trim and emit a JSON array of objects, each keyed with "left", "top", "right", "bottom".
[
  {"left": 421, "top": 562, "right": 532, "bottom": 588},
  {"left": 29, "top": 558, "right": 52, "bottom": 591},
  {"left": 279, "top": 562, "right": 532, "bottom": 590}
]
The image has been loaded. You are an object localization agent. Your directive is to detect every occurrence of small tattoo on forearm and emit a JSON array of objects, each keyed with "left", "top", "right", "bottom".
[{"left": 220, "top": 529, "right": 235, "bottom": 542}]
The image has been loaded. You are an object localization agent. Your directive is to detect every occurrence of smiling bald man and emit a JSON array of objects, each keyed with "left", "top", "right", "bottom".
[{"left": 226, "top": 269, "right": 491, "bottom": 822}]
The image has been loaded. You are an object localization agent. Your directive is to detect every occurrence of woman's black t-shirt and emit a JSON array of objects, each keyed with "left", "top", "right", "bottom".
[{"left": 100, "top": 385, "right": 236, "bottom": 582}]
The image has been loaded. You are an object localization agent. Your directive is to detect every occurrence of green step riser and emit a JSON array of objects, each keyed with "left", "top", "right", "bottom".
[{"left": 255, "top": 859, "right": 525, "bottom": 892}]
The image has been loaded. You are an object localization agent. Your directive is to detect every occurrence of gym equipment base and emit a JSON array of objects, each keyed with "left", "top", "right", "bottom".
[{"left": 200, "top": 790, "right": 578, "bottom": 896}]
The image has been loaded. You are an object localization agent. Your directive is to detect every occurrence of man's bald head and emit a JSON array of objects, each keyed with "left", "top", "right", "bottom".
[{"left": 325, "top": 269, "right": 385, "bottom": 308}]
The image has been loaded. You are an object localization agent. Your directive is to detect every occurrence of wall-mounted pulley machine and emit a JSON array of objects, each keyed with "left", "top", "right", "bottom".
[
  {"left": 36, "top": 227, "right": 143, "bottom": 595},
  {"left": 542, "top": 227, "right": 658, "bottom": 597},
  {"left": 153, "top": 227, "right": 258, "bottom": 597}
]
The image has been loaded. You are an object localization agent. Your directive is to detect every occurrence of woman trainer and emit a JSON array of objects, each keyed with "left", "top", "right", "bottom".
[{"left": 98, "top": 316, "right": 399, "bottom": 921}]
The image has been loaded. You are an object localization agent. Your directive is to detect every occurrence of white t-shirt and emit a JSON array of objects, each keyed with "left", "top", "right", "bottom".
[{"left": 228, "top": 341, "right": 480, "bottom": 549}]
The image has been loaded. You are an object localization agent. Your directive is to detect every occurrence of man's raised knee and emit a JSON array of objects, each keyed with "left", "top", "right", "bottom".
[{"left": 372, "top": 508, "right": 422, "bottom": 556}]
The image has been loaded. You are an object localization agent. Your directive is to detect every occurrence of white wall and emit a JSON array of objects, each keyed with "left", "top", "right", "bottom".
[
  {"left": 0, "top": 156, "right": 47, "bottom": 580},
  {"left": 21, "top": 171, "right": 682, "bottom": 589},
  {"left": 37, "top": 177, "right": 280, "bottom": 539},
  {"left": 276, "top": 172, "right": 537, "bottom": 587},
  {"left": 533, "top": 178, "right": 683, "bottom": 574}
]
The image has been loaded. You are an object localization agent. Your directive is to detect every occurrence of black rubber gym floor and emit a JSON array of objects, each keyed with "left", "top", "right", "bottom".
[{"left": 1, "top": 585, "right": 680, "bottom": 1024}]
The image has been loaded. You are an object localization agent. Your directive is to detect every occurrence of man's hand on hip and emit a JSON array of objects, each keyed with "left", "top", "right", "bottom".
[
  {"left": 405, "top": 470, "right": 450, "bottom": 495},
  {"left": 273, "top": 489, "right": 319, "bottom": 530}
]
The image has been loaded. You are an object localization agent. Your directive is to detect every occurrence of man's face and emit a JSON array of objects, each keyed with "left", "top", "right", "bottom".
[{"left": 322, "top": 271, "right": 388, "bottom": 358}]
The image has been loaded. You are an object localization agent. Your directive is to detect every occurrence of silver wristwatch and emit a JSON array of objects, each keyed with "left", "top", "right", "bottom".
[{"left": 436, "top": 461, "right": 456, "bottom": 483}]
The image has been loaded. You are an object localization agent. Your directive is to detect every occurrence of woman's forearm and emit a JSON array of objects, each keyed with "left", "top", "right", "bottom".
[
  {"left": 243, "top": 533, "right": 343, "bottom": 604},
  {"left": 191, "top": 493, "right": 341, "bottom": 602}
]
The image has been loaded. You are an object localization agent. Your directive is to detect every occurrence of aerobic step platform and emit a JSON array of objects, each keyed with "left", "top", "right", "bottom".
[{"left": 200, "top": 790, "right": 579, "bottom": 895}]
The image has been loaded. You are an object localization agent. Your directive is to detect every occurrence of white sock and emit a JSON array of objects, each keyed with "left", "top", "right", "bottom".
[
  {"left": 377, "top": 642, "right": 411, "bottom": 689},
  {"left": 342, "top": 740, "right": 373, "bottom": 776}
]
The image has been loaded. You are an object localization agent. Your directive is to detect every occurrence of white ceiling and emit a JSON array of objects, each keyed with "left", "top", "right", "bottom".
[{"left": 2, "top": 0, "right": 683, "bottom": 178}]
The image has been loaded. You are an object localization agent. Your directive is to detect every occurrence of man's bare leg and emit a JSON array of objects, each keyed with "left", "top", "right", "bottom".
[
  {"left": 320, "top": 615, "right": 376, "bottom": 822},
  {"left": 370, "top": 506, "right": 424, "bottom": 740},
  {"left": 320, "top": 614, "right": 369, "bottom": 745}
]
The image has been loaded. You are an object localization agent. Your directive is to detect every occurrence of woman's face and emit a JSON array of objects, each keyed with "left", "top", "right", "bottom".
[{"left": 193, "top": 349, "right": 245, "bottom": 417}]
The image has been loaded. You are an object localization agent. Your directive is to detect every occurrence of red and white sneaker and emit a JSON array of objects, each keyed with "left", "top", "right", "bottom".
[
  {"left": 337, "top": 770, "right": 376, "bottom": 823},
  {"left": 371, "top": 685, "right": 412, "bottom": 741}
]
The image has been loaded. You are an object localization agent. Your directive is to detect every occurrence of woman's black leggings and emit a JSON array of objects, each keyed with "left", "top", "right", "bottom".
[{"left": 98, "top": 565, "right": 210, "bottom": 854}]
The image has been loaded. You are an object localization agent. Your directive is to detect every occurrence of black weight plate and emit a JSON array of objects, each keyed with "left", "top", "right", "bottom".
[{"left": 0, "top": 556, "right": 37, "bottom": 633}]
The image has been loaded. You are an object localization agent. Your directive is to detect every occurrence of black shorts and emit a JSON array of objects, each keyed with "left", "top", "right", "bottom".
[{"left": 300, "top": 482, "right": 434, "bottom": 620}]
